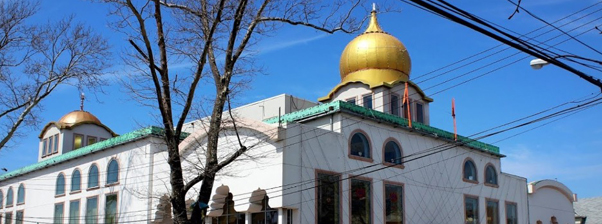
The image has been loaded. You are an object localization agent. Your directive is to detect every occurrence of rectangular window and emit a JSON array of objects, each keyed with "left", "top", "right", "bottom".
[
  {"left": 351, "top": 178, "right": 371, "bottom": 224},
  {"left": 70, "top": 200, "right": 80, "bottom": 224},
  {"left": 506, "top": 202, "right": 517, "bottom": 224},
  {"left": 85, "top": 197, "right": 98, "bottom": 224},
  {"left": 362, "top": 94, "right": 373, "bottom": 109},
  {"left": 5, "top": 212, "right": 12, "bottom": 224},
  {"left": 416, "top": 102, "right": 424, "bottom": 123},
  {"left": 15, "top": 211, "right": 23, "bottom": 224},
  {"left": 105, "top": 195, "right": 117, "bottom": 224},
  {"left": 465, "top": 196, "right": 479, "bottom": 224},
  {"left": 49, "top": 136, "right": 54, "bottom": 154},
  {"left": 286, "top": 209, "right": 293, "bottom": 224},
  {"left": 385, "top": 184, "right": 403, "bottom": 224},
  {"left": 316, "top": 172, "right": 340, "bottom": 224},
  {"left": 54, "top": 134, "right": 59, "bottom": 153},
  {"left": 42, "top": 138, "right": 48, "bottom": 156},
  {"left": 54, "top": 203, "right": 65, "bottom": 224},
  {"left": 486, "top": 200, "right": 499, "bottom": 224},
  {"left": 87, "top": 136, "right": 97, "bottom": 146},
  {"left": 346, "top": 97, "right": 357, "bottom": 105},
  {"left": 73, "top": 134, "right": 84, "bottom": 150},
  {"left": 390, "top": 94, "right": 400, "bottom": 116}
]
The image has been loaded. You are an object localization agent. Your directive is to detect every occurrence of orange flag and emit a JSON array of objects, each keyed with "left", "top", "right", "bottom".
[
  {"left": 403, "top": 82, "right": 412, "bottom": 128},
  {"left": 452, "top": 98, "right": 457, "bottom": 141}
]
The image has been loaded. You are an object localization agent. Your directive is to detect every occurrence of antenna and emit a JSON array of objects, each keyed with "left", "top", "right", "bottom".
[
  {"left": 80, "top": 92, "right": 85, "bottom": 111},
  {"left": 372, "top": 3, "right": 376, "bottom": 12}
]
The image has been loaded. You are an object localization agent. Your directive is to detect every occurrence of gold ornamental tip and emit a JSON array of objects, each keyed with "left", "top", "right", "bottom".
[{"left": 365, "top": 10, "right": 384, "bottom": 33}]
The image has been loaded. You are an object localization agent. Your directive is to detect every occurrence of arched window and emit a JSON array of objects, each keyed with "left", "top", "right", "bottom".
[
  {"left": 17, "top": 184, "right": 25, "bottom": 204},
  {"left": 56, "top": 173, "right": 66, "bottom": 196},
  {"left": 485, "top": 165, "right": 498, "bottom": 186},
  {"left": 350, "top": 131, "right": 371, "bottom": 159},
  {"left": 107, "top": 159, "right": 119, "bottom": 185},
  {"left": 463, "top": 159, "right": 478, "bottom": 182},
  {"left": 6, "top": 187, "right": 14, "bottom": 207},
  {"left": 72, "top": 169, "right": 81, "bottom": 192},
  {"left": 383, "top": 140, "right": 402, "bottom": 165},
  {"left": 88, "top": 164, "right": 99, "bottom": 188}
]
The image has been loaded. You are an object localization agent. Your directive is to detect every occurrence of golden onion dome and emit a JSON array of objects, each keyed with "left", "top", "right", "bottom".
[
  {"left": 339, "top": 10, "right": 411, "bottom": 86},
  {"left": 58, "top": 110, "right": 103, "bottom": 127}
]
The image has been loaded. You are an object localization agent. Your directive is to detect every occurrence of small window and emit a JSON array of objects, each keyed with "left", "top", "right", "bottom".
[
  {"left": 385, "top": 183, "right": 404, "bottom": 224},
  {"left": 15, "top": 210, "right": 23, "bottom": 224},
  {"left": 415, "top": 102, "right": 424, "bottom": 123},
  {"left": 486, "top": 200, "right": 499, "bottom": 224},
  {"left": 17, "top": 184, "right": 25, "bottom": 204},
  {"left": 506, "top": 202, "right": 518, "bottom": 224},
  {"left": 73, "top": 134, "right": 84, "bottom": 150},
  {"left": 463, "top": 159, "right": 478, "bottom": 182},
  {"left": 69, "top": 200, "right": 80, "bottom": 224},
  {"left": 86, "top": 197, "right": 98, "bottom": 224},
  {"left": 383, "top": 141, "right": 402, "bottom": 165},
  {"left": 286, "top": 209, "right": 293, "bottom": 224},
  {"left": 390, "top": 94, "right": 400, "bottom": 116},
  {"left": 88, "top": 164, "right": 99, "bottom": 189},
  {"left": 49, "top": 136, "right": 55, "bottom": 154},
  {"left": 56, "top": 173, "right": 66, "bottom": 196},
  {"left": 362, "top": 94, "right": 372, "bottom": 109},
  {"left": 485, "top": 165, "right": 498, "bottom": 186},
  {"left": 87, "top": 136, "right": 97, "bottom": 146},
  {"left": 350, "top": 178, "right": 371, "bottom": 224},
  {"left": 350, "top": 131, "right": 371, "bottom": 159},
  {"left": 346, "top": 97, "right": 357, "bottom": 105},
  {"left": 107, "top": 159, "right": 119, "bottom": 185},
  {"left": 105, "top": 195, "right": 117, "bottom": 224},
  {"left": 55, "top": 203, "right": 65, "bottom": 224},
  {"left": 72, "top": 169, "right": 81, "bottom": 192},
  {"left": 54, "top": 134, "right": 59, "bottom": 153},
  {"left": 6, "top": 187, "right": 13, "bottom": 207},
  {"left": 42, "top": 138, "right": 48, "bottom": 156},
  {"left": 465, "top": 196, "right": 479, "bottom": 224}
]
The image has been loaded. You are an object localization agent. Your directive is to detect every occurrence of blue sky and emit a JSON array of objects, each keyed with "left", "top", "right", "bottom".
[{"left": 1, "top": 0, "right": 601, "bottom": 199}]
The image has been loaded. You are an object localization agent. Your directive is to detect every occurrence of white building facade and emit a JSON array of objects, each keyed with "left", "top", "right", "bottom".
[{"left": 0, "top": 9, "right": 576, "bottom": 224}]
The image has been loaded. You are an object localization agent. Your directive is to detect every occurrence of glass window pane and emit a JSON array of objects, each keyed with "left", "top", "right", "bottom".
[
  {"left": 54, "top": 203, "right": 65, "bottom": 224},
  {"left": 487, "top": 200, "right": 499, "bottom": 224},
  {"left": 54, "top": 134, "right": 59, "bottom": 153},
  {"left": 72, "top": 170, "right": 81, "bottom": 192},
  {"left": 317, "top": 173, "right": 340, "bottom": 224},
  {"left": 105, "top": 195, "right": 117, "bottom": 224},
  {"left": 107, "top": 160, "right": 119, "bottom": 184},
  {"left": 74, "top": 134, "right": 83, "bottom": 150},
  {"left": 5, "top": 212, "right": 12, "bottom": 224},
  {"left": 384, "top": 141, "right": 402, "bottom": 164},
  {"left": 87, "top": 137, "right": 97, "bottom": 146},
  {"left": 86, "top": 197, "right": 98, "bottom": 224},
  {"left": 17, "top": 184, "right": 24, "bottom": 204},
  {"left": 416, "top": 103, "right": 424, "bottom": 123},
  {"left": 346, "top": 98, "right": 356, "bottom": 105},
  {"left": 43, "top": 138, "right": 48, "bottom": 156},
  {"left": 56, "top": 174, "right": 65, "bottom": 195},
  {"left": 0, "top": 190, "right": 3, "bottom": 208},
  {"left": 15, "top": 211, "right": 23, "bottom": 224},
  {"left": 49, "top": 136, "right": 54, "bottom": 154},
  {"left": 350, "top": 133, "right": 370, "bottom": 158},
  {"left": 363, "top": 95, "right": 372, "bottom": 109},
  {"left": 70, "top": 200, "right": 80, "bottom": 224},
  {"left": 351, "top": 179, "right": 371, "bottom": 224},
  {"left": 464, "top": 161, "right": 477, "bottom": 181},
  {"left": 385, "top": 184, "right": 403, "bottom": 224},
  {"left": 391, "top": 95, "right": 399, "bottom": 116},
  {"left": 465, "top": 197, "right": 479, "bottom": 224},
  {"left": 88, "top": 165, "right": 99, "bottom": 188},
  {"left": 486, "top": 166, "right": 498, "bottom": 185},
  {"left": 7, "top": 187, "right": 13, "bottom": 206},
  {"left": 506, "top": 203, "right": 517, "bottom": 224}
]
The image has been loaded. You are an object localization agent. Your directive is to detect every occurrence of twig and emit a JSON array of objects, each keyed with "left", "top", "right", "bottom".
[{"left": 508, "top": 0, "right": 521, "bottom": 20}]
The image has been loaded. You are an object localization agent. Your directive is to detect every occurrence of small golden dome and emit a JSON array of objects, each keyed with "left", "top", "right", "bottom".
[
  {"left": 58, "top": 110, "right": 103, "bottom": 127},
  {"left": 339, "top": 10, "right": 411, "bottom": 86}
]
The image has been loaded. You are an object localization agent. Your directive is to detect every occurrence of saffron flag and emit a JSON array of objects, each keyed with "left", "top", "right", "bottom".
[
  {"left": 403, "top": 82, "right": 412, "bottom": 128},
  {"left": 452, "top": 98, "right": 457, "bottom": 141}
]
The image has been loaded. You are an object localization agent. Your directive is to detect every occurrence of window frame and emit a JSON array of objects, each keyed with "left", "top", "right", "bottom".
[
  {"left": 73, "top": 133, "right": 84, "bottom": 150},
  {"left": 54, "top": 202, "right": 65, "bottom": 224},
  {"left": 71, "top": 169, "right": 82, "bottom": 193},
  {"left": 56, "top": 172, "right": 66, "bottom": 197},
  {"left": 415, "top": 102, "right": 424, "bottom": 123},
  {"left": 86, "top": 136, "right": 98, "bottom": 146},
  {"left": 349, "top": 177, "right": 372, "bottom": 224},
  {"left": 42, "top": 138, "right": 48, "bottom": 157},
  {"left": 87, "top": 164, "right": 100, "bottom": 190},
  {"left": 314, "top": 169, "right": 342, "bottom": 224},
  {"left": 69, "top": 199, "right": 81, "bottom": 224},
  {"left": 16, "top": 184, "right": 25, "bottom": 205},
  {"left": 6, "top": 187, "right": 14, "bottom": 208},
  {"left": 104, "top": 193, "right": 118, "bottom": 224},
  {"left": 362, "top": 93, "right": 373, "bottom": 109},
  {"left": 0, "top": 189, "right": 3, "bottom": 209},
  {"left": 462, "top": 158, "right": 479, "bottom": 184},
  {"left": 484, "top": 163, "right": 498, "bottom": 187},
  {"left": 53, "top": 134, "right": 60, "bottom": 153},
  {"left": 390, "top": 93, "right": 401, "bottom": 116},
  {"left": 464, "top": 195, "right": 479, "bottom": 224},
  {"left": 486, "top": 198, "right": 500, "bottom": 224},
  {"left": 106, "top": 158, "right": 119, "bottom": 186},
  {"left": 4, "top": 212, "right": 12, "bottom": 224},
  {"left": 505, "top": 201, "right": 518, "bottom": 224},
  {"left": 383, "top": 181, "right": 405, "bottom": 224},
  {"left": 15, "top": 210, "right": 23, "bottom": 224},
  {"left": 85, "top": 196, "right": 99, "bottom": 224},
  {"left": 382, "top": 138, "right": 404, "bottom": 168},
  {"left": 348, "top": 129, "right": 373, "bottom": 162},
  {"left": 345, "top": 97, "right": 357, "bottom": 105}
]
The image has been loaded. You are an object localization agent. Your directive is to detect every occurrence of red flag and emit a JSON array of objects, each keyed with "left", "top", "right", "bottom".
[
  {"left": 403, "top": 82, "right": 412, "bottom": 128},
  {"left": 452, "top": 98, "right": 457, "bottom": 141}
]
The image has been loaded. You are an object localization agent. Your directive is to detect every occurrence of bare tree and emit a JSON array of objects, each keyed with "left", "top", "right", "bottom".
[
  {"left": 103, "top": 0, "right": 372, "bottom": 223},
  {"left": 0, "top": 0, "right": 110, "bottom": 151}
]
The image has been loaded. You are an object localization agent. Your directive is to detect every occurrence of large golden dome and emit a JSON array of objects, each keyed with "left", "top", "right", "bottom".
[
  {"left": 58, "top": 110, "right": 103, "bottom": 127},
  {"left": 339, "top": 10, "right": 411, "bottom": 86}
]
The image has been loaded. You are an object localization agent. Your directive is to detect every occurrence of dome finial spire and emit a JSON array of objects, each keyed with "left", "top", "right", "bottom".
[
  {"left": 365, "top": 4, "right": 383, "bottom": 33},
  {"left": 80, "top": 92, "right": 85, "bottom": 111}
]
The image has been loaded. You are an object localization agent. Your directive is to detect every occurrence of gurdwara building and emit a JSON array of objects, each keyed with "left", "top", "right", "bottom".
[{"left": 0, "top": 9, "right": 577, "bottom": 224}]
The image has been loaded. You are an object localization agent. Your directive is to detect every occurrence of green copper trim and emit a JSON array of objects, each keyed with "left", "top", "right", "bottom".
[
  {"left": 0, "top": 126, "right": 188, "bottom": 181},
  {"left": 264, "top": 101, "right": 500, "bottom": 155}
]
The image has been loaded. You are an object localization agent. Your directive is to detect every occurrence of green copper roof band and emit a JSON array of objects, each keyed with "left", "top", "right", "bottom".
[
  {"left": 263, "top": 101, "right": 500, "bottom": 154},
  {"left": 0, "top": 126, "right": 167, "bottom": 181}
]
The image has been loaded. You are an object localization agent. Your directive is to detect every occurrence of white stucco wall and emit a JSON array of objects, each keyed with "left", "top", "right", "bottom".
[{"left": 528, "top": 180, "right": 575, "bottom": 224}]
